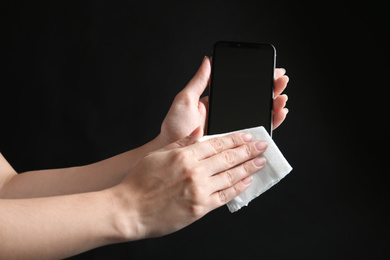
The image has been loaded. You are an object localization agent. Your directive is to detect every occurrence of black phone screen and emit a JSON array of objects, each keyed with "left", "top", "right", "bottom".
[{"left": 207, "top": 41, "right": 275, "bottom": 135}]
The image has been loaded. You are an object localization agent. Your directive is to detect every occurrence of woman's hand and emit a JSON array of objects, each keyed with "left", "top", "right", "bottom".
[
  {"left": 273, "top": 68, "right": 289, "bottom": 129},
  {"left": 160, "top": 56, "right": 289, "bottom": 146},
  {"left": 111, "top": 127, "right": 268, "bottom": 240},
  {"left": 160, "top": 57, "right": 211, "bottom": 145}
]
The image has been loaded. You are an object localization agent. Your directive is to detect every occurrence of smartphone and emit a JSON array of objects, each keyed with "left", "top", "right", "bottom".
[{"left": 207, "top": 41, "right": 276, "bottom": 136}]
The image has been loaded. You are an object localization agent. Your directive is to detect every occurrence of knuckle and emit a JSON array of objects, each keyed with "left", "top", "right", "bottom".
[
  {"left": 225, "top": 170, "right": 235, "bottom": 187},
  {"left": 188, "top": 204, "right": 205, "bottom": 218},
  {"left": 222, "top": 151, "right": 235, "bottom": 166},
  {"left": 171, "top": 150, "right": 198, "bottom": 177},
  {"left": 182, "top": 184, "right": 204, "bottom": 217},
  {"left": 182, "top": 166, "right": 194, "bottom": 179},
  {"left": 191, "top": 166, "right": 201, "bottom": 177},
  {"left": 176, "top": 91, "right": 193, "bottom": 106},
  {"left": 184, "top": 167, "right": 200, "bottom": 181},
  {"left": 229, "top": 135, "right": 239, "bottom": 147},
  {"left": 242, "top": 162, "right": 250, "bottom": 174},
  {"left": 218, "top": 190, "right": 228, "bottom": 204},
  {"left": 182, "top": 161, "right": 202, "bottom": 184},
  {"left": 243, "top": 144, "right": 251, "bottom": 157},
  {"left": 185, "top": 185, "right": 201, "bottom": 199},
  {"left": 171, "top": 149, "right": 190, "bottom": 163},
  {"left": 184, "top": 187, "right": 206, "bottom": 218},
  {"left": 209, "top": 138, "right": 223, "bottom": 153},
  {"left": 232, "top": 184, "right": 240, "bottom": 197}
]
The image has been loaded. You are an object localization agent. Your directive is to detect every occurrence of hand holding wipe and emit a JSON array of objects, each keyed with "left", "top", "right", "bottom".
[{"left": 199, "top": 126, "right": 292, "bottom": 212}]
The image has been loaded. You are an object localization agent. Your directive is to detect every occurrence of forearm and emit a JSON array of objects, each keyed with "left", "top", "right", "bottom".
[
  {"left": 0, "top": 189, "right": 132, "bottom": 260},
  {"left": 1, "top": 135, "right": 166, "bottom": 199}
]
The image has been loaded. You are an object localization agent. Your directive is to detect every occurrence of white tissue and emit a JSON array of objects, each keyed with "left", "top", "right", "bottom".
[{"left": 199, "top": 126, "right": 292, "bottom": 213}]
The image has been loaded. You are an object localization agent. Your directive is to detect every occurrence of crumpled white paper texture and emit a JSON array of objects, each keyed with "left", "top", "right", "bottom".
[{"left": 199, "top": 126, "right": 292, "bottom": 212}]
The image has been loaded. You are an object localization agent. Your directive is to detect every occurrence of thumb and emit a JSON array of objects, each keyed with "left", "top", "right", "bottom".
[
  {"left": 183, "top": 56, "right": 211, "bottom": 97},
  {"left": 159, "top": 126, "right": 203, "bottom": 152}
]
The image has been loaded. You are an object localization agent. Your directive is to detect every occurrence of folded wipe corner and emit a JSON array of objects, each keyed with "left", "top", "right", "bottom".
[{"left": 198, "top": 126, "right": 292, "bottom": 213}]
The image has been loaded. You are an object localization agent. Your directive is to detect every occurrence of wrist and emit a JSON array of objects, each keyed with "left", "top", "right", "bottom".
[
  {"left": 135, "top": 134, "right": 167, "bottom": 159},
  {"left": 103, "top": 135, "right": 169, "bottom": 242},
  {"left": 105, "top": 185, "right": 142, "bottom": 242},
  {"left": 153, "top": 133, "right": 169, "bottom": 150}
]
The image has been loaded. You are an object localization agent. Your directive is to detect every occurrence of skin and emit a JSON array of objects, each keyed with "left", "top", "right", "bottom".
[
  {"left": 160, "top": 57, "right": 289, "bottom": 143},
  {"left": 0, "top": 56, "right": 289, "bottom": 259}
]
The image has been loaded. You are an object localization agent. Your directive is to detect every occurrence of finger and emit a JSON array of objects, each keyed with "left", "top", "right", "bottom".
[
  {"left": 209, "top": 157, "right": 266, "bottom": 193},
  {"left": 273, "top": 94, "right": 288, "bottom": 114},
  {"left": 190, "top": 132, "right": 254, "bottom": 160},
  {"left": 201, "top": 140, "right": 268, "bottom": 176},
  {"left": 274, "top": 75, "right": 289, "bottom": 97},
  {"left": 273, "top": 108, "right": 289, "bottom": 130},
  {"left": 199, "top": 96, "right": 209, "bottom": 108},
  {"left": 159, "top": 126, "right": 203, "bottom": 152},
  {"left": 182, "top": 56, "right": 211, "bottom": 97},
  {"left": 275, "top": 68, "right": 286, "bottom": 79},
  {"left": 208, "top": 174, "right": 253, "bottom": 210},
  {"left": 199, "top": 96, "right": 209, "bottom": 134}
]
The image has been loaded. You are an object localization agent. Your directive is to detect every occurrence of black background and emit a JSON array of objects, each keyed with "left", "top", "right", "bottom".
[{"left": 1, "top": 1, "right": 389, "bottom": 259}]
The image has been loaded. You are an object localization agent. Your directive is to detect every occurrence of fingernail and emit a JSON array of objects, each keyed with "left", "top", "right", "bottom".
[
  {"left": 254, "top": 141, "right": 268, "bottom": 151},
  {"left": 284, "top": 107, "right": 289, "bottom": 114},
  {"left": 284, "top": 75, "right": 289, "bottom": 83},
  {"left": 254, "top": 157, "right": 266, "bottom": 167},
  {"left": 242, "top": 175, "right": 253, "bottom": 185},
  {"left": 241, "top": 133, "right": 253, "bottom": 142}
]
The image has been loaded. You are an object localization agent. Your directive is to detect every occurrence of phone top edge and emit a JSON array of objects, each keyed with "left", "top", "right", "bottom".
[{"left": 213, "top": 41, "right": 276, "bottom": 54}]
